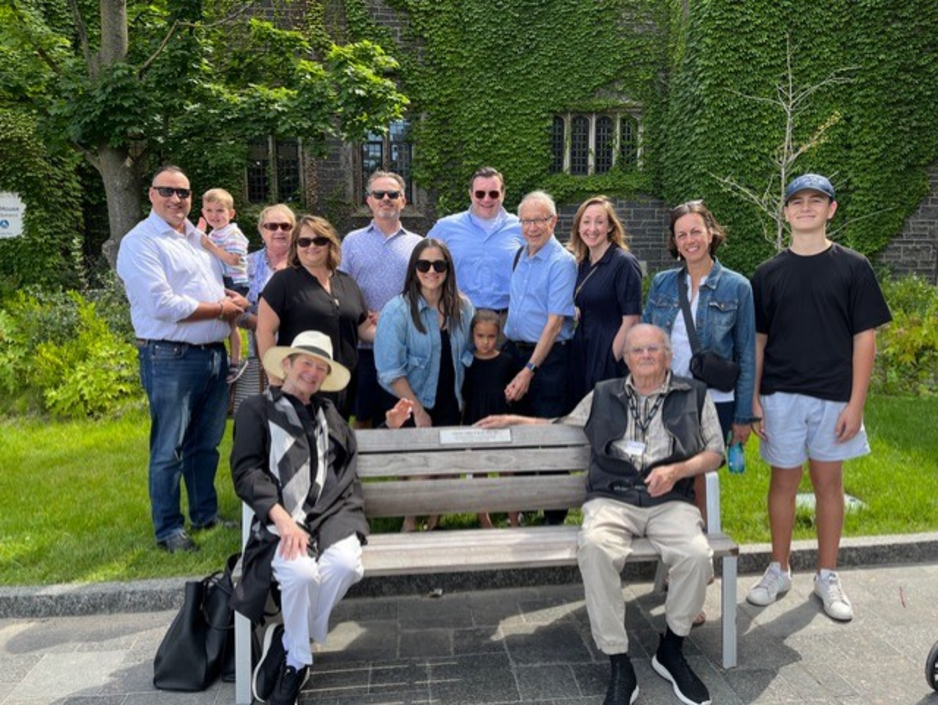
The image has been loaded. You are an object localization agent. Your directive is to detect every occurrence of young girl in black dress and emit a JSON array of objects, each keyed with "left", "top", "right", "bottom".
[{"left": 462, "top": 310, "right": 522, "bottom": 528}]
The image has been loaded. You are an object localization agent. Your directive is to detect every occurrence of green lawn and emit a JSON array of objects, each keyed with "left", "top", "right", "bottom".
[{"left": 1, "top": 395, "right": 935, "bottom": 587}]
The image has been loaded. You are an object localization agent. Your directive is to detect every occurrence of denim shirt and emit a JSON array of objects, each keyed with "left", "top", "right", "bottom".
[
  {"left": 375, "top": 293, "right": 475, "bottom": 410},
  {"left": 643, "top": 259, "right": 757, "bottom": 424}
]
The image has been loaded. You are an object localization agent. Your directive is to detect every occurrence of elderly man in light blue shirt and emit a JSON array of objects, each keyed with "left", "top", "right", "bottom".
[
  {"left": 117, "top": 165, "right": 248, "bottom": 553},
  {"left": 339, "top": 170, "right": 422, "bottom": 427},
  {"left": 503, "top": 190, "right": 576, "bottom": 416},
  {"left": 427, "top": 166, "right": 524, "bottom": 313}
]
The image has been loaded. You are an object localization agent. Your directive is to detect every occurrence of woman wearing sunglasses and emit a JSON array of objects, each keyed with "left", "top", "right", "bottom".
[
  {"left": 257, "top": 215, "right": 374, "bottom": 418},
  {"left": 374, "top": 239, "right": 475, "bottom": 531},
  {"left": 246, "top": 204, "right": 296, "bottom": 314}
]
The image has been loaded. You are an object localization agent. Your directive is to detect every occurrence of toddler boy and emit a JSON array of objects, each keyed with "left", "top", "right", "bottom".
[{"left": 200, "top": 188, "right": 250, "bottom": 383}]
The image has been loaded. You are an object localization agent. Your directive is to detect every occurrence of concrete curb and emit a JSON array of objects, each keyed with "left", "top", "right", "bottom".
[{"left": 1, "top": 532, "right": 936, "bottom": 619}]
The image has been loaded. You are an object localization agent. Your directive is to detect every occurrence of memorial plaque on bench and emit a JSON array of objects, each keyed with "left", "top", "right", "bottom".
[{"left": 438, "top": 428, "right": 512, "bottom": 445}]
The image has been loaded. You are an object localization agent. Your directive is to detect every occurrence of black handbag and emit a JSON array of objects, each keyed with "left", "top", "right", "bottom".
[
  {"left": 153, "top": 553, "right": 238, "bottom": 691},
  {"left": 677, "top": 273, "right": 740, "bottom": 393}
]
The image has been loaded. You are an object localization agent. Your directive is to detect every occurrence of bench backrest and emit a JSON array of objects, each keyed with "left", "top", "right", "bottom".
[{"left": 356, "top": 424, "right": 590, "bottom": 518}]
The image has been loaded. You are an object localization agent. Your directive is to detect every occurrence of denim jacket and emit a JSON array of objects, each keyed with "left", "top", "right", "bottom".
[
  {"left": 643, "top": 259, "right": 757, "bottom": 424},
  {"left": 375, "top": 293, "right": 475, "bottom": 410}
]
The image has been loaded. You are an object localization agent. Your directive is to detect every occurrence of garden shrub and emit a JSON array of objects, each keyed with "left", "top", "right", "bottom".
[
  {"left": 0, "top": 286, "right": 143, "bottom": 418},
  {"left": 873, "top": 274, "right": 938, "bottom": 396}
]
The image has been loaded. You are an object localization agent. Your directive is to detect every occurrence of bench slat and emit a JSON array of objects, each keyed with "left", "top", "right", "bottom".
[
  {"left": 363, "top": 475, "right": 586, "bottom": 516},
  {"left": 356, "top": 424, "right": 588, "bottom": 452},
  {"left": 358, "top": 446, "right": 589, "bottom": 477},
  {"left": 362, "top": 527, "right": 739, "bottom": 576}
]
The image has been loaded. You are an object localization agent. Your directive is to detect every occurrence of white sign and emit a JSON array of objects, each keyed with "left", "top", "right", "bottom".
[
  {"left": 0, "top": 193, "right": 25, "bottom": 239},
  {"left": 438, "top": 428, "right": 512, "bottom": 445}
]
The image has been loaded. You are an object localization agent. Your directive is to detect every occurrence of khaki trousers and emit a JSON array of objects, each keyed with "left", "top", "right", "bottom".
[{"left": 577, "top": 497, "right": 713, "bottom": 655}]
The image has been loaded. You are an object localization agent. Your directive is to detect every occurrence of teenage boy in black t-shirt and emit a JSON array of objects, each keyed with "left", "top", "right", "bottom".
[{"left": 747, "top": 174, "right": 891, "bottom": 622}]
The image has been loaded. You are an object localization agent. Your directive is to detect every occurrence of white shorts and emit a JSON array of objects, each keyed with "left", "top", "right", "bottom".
[{"left": 759, "top": 392, "right": 870, "bottom": 468}]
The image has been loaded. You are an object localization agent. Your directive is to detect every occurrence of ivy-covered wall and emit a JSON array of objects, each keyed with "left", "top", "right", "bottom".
[
  {"left": 335, "top": 0, "right": 938, "bottom": 278},
  {"left": 0, "top": 109, "right": 84, "bottom": 291},
  {"left": 662, "top": 0, "right": 938, "bottom": 275},
  {"left": 345, "top": 0, "right": 668, "bottom": 214}
]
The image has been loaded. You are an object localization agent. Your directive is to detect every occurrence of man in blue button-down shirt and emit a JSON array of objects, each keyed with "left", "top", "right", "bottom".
[
  {"left": 427, "top": 167, "right": 524, "bottom": 314},
  {"left": 339, "top": 171, "right": 422, "bottom": 427}
]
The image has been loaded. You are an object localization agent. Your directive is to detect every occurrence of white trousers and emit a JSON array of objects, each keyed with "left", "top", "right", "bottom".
[
  {"left": 577, "top": 498, "right": 713, "bottom": 655},
  {"left": 271, "top": 534, "right": 364, "bottom": 665}
]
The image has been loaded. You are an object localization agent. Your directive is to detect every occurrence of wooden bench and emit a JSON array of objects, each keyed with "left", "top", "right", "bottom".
[{"left": 234, "top": 424, "right": 739, "bottom": 703}]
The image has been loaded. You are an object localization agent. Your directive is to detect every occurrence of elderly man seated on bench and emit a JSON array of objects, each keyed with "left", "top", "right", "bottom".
[{"left": 478, "top": 323, "right": 724, "bottom": 705}]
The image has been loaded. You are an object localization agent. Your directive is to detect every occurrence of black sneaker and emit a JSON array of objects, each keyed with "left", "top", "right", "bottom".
[
  {"left": 651, "top": 634, "right": 711, "bottom": 705},
  {"left": 156, "top": 531, "right": 198, "bottom": 553},
  {"left": 269, "top": 663, "right": 309, "bottom": 705},
  {"left": 253, "top": 624, "right": 286, "bottom": 702},
  {"left": 604, "top": 653, "right": 639, "bottom": 705}
]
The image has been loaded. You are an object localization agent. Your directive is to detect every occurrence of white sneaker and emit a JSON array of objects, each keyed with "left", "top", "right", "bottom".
[
  {"left": 746, "top": 562, "right": 792, "bottom": 606},
  {"left": 814, "top": 571, "right": 853, "bottom": 621}
]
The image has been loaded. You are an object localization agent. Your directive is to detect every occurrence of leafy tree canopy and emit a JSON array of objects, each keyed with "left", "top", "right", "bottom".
[{"left": 0, "top": 0, "right": 409, "bottom": 261}]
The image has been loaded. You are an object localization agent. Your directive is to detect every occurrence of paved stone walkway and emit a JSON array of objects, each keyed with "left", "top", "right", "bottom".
[{"left": 2, "top": 563, "right": 937, "bottom": 704}]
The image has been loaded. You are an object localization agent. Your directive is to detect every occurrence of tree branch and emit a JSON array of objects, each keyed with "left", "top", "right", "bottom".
[
  {"left": 138, "top": 2, "right": 257, "bottom": 77},
  {"left": 66, "top": 0, "right": 94, "bottom": 75},
  {"left": 9, "top": 0, "right": 62, "bottom": 75}
]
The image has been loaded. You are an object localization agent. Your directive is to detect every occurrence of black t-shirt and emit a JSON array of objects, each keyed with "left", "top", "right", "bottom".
[
  {"left": 751, "top": 243, "right": 891, "bottom": 402},
  {"left": 262, "top": 267, "right": 368, "bottom": 373}
]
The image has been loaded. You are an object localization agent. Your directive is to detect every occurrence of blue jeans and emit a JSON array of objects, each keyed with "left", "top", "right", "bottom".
[{"left": 138, "top": 341, "right": 228, "bottom": 542}]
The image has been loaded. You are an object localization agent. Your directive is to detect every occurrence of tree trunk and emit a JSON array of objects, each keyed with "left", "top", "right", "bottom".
[{"left": 98, "top": 145, "right": 143, "bottom": 268}]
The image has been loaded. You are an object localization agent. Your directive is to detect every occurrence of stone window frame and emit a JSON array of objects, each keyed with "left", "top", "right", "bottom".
[
  {"left": 245, "top": 137, "right": 304, "bottom": 205},
  {"left": 353, "top": 118, "right": 421, "bottom": 209},
  {"left": 550, "top": 111, "right": 641, "bottom": 176}
]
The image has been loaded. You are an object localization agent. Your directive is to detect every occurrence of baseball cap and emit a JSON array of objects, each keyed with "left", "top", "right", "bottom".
[{"left": 784, "top": 174, "right": 835, "bottom": 203}]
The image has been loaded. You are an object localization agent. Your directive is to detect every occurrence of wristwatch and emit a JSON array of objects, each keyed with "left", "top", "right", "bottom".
[{"left": 525, "top": 361, "right": 538, "bottom": 374}]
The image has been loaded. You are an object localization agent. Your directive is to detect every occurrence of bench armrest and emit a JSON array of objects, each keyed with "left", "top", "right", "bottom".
[{"left": 704, "top": 471, "right": 721, "bottom": 535}]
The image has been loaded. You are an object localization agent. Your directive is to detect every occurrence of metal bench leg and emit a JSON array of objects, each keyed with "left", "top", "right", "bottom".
[
  {"left": 720, "top": 555, "right": 738, "bottom": 669},
  {"left": 235, "top": 612, "right": 253, "bottom": 704},
  {"left": 653, "top": 559, "right": 668, "bottom": 593}
]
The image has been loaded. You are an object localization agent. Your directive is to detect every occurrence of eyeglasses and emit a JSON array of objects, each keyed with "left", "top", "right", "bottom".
[
  {"left": 415, "top": 259, "right": 448, "bottom": 273},
  {"left": 369, "top": 190, "right": 401, "bottom": 200},
  {"left": 474, "top": 190, "right": 502, "bottom": 200},
  {"left": 152, "top": 186, "right": 192, "bottom": 199},
  {"left": 297, "top": 236, "right": 331, "bottom": 248},
  {"left": 519, "top": 216, "right": 553, "bottom": 227},
  {"left": 262, "top": 222, "right": 293, "bottom": 232},
  {"left": 627, "top": 344, "right": 667, "bottom": 355}
]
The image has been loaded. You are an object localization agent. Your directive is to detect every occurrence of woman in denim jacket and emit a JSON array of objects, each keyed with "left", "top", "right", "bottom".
[
  {"left": 644, "top": 202, "right": 756, "bottom": 436},
  {"left": 375, "top": 238, "right": 474, "bottom": 530},
  {"left": 644, "top": 202, "right": 756, "bottom": 509}
]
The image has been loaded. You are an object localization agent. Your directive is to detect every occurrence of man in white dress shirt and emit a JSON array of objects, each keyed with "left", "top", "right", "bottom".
[{"left": 117, "top": 165, "right": 249, "bottom": 552}]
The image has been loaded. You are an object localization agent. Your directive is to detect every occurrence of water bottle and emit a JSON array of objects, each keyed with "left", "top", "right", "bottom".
[{"left": 727, "top": 442, "right": 746, "bottom": 474}]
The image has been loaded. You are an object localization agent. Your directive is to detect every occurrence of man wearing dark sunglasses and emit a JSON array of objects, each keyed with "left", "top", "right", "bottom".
[
  {"left": 117, "top": 165, "right": 249, "bottom": 554},
  {"left": 427, "top": 166, "right": 523, "bottom": 319},
  {"left": 339, "top": 171, "right": 422, "bottom": 427}
]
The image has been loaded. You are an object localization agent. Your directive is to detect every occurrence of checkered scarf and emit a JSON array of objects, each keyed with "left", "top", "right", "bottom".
[{"left": 264, "top": 388, "right": 329, "bottom": 533}]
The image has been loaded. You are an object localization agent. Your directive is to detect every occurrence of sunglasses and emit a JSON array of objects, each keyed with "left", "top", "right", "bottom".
[
  {"left": 370, "top": 190, "right": 401, "bottom": 200},
  {"left": 297, "top": 236, "right": 331, "bottom": 248},
  {"left": 474, "top": 189, "right": 502, "bottom": 200},
  {"left": 415, "top": 259, "right": 448, "bottom": 273},
  {"left": 262, "top": 222, "right": 293, "bottom": 232},
  {"left": 153, "top": 186, "right": 192, "bottom": 199}
]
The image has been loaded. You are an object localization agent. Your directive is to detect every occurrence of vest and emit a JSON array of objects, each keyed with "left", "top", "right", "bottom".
[{"left": 583, "top": 375, "right": 708, "bottom": 507}]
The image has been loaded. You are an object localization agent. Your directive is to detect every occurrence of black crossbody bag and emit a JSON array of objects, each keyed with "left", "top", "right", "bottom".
[{"left": 677, "top": 272, "right": 740, "bottom": 393}]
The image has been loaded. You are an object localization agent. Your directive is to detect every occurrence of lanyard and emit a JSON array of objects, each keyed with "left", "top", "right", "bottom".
[{"left": 626, "top": 388, "right": 665, "bottom": 438}]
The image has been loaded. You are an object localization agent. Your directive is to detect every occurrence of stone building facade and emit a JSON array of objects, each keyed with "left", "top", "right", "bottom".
[{"left": 876, "top": 163, "right": 938, "bottom": 284}]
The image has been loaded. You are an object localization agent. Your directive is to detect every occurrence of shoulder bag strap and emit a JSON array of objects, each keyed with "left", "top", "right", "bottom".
[{"left": 676, "top": 270, "right": 702, "bottom": 354}]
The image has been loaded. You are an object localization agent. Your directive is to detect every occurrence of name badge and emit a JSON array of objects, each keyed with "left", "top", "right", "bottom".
[{"left": 622, "top": 440, "right": 646, "bottom": 458}]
